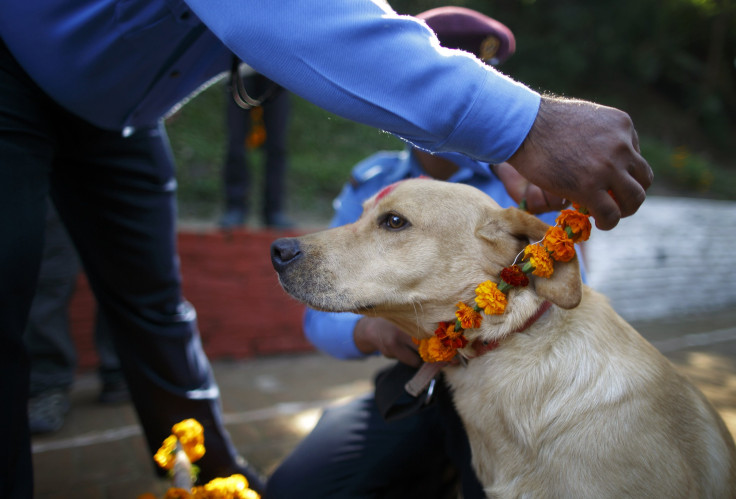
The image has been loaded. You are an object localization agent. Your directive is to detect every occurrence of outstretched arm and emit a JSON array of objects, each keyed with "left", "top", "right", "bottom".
[{"left": 191, "top": 1, "right": 651, "bottom": 230}]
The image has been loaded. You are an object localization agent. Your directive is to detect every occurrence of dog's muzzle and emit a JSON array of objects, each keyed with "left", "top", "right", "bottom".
[{"left": 271, "top": 237, "right": 302, "bottom": 273}]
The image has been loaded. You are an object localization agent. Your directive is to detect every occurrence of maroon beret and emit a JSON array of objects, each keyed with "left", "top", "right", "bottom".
[{"left": 416, "top": 6, "right": 515, "bottom": 65}]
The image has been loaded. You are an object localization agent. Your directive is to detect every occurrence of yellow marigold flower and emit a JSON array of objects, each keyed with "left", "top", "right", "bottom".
[
  {"left": 523, "top": 244, "right": 554, "bottom": 278},
  {"left": 474, "top": 280, "right": 507, "bottom": 316},
  {"left": 455, "top": 302, "right": 482, "bottom": 329},
  {"left": 192, "top": 474, "right": 259, "bottom": 499},
  {"left": 172, "top": 419, "right": 205, "bottom": 463},
  {"left": 417, "top": 336, "right": 457, "bottom": 363},
  {"left": 543, "top": 226, "right": 576, "bottom": 262},
  {"left": 172, "top": 419, "right": 203, "bottom": 443},
  {"left": 164, "top": 488, "right": 192, "bottom": 499},
  {"left": 154, "top": 435, "right": 178, "bottom": 470},
  {"left": 556, "top": 209, "right": 591, "bottom": 242}
]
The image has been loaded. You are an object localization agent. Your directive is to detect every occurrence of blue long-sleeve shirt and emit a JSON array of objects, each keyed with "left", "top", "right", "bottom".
[
  {"left": 304, "top": 149, "right": 563, "bottom": 359},
  {"left": 0, "top": 0, "right": 539, "bottom": 164}
]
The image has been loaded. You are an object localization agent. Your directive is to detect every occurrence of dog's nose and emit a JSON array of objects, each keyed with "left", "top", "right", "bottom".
[{"left": 271, "top": 237, "right": 302, "bottom": 272}]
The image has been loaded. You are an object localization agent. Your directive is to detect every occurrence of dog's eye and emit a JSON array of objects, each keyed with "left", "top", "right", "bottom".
[{"left": 381, "top": 213, "right": 409, "bottom": 230}]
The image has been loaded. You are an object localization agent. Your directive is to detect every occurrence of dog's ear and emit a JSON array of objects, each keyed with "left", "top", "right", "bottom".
[{"left": 478, "top": 207, "right": 582, "bottom": 309}]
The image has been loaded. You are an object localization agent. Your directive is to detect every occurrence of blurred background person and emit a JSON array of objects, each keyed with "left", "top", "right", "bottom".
[
  {"left": 220, "top": 67, "right": 293, "bottom": 230},
  {"left": 25, "top": 201, "right": 128, "bottom": 434}
]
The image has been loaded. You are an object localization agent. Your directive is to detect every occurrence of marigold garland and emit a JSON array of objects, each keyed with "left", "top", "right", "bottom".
[
  {"left": 172, "top": 419, "right": 206, "bottom": 463},
  {"left": 474, "top": 281, "right": 508, "bottom": 316},
  {"left": 500, "top": 264, "right": 529, "bottom": 288},
  {"left": 147, "top": 419, "right": 261, "bottom": 499},
  {"left": 542, "top": 226, "right": 576, "bottom": 262},
  {"left": 154, "top": 435, "right": 181, "bottom": 470},
  {"left": 413, "top": 203, "right": 593, "bottom": 363},
  {"left": 192, "top": 474, "right": 260, "bottom": 499},
  {"left": 455, "top": 302, "right": 482, "bottom": 329},
  {"left": 556, "top": 209, "right": 591, "bottom": 242},
  {"left": 523, "top": 244, "right": 554, "bottom": 278},
  {"left": 163, "top": 488, "right": 191, "bottom": 499},
  {"left": 436, "top": 321, "right": 469, "bottom": 349}
]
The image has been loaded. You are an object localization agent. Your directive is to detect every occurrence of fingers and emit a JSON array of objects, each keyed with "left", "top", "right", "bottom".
[
  {"left": 395, "top": 345, "right": 422, "bottom": 368},
  {"left": 628, "top": 151, "right": 654, "bottom": 195},
  {"left": 586, "top": 190, "right": 622, "bottom": 230},
  {"left": 491, "top": 162, "right": 528, "bottom": 205},
  {"left": 382, "top": 330, "right": 422, "bottom": 367},
  {"left": 589, "top": 141, "right": 651, "bottom": 229},
  {"left": 631, "top": 128, "right": 641, "bottom": 153},
  {"left": 492, "top": 163, "right": 570, "bottom": 214},
  {"left": 355, "top": 317, "right": 423, "bottom": 366},
  {"left": 522, "top": 184, "right": 569, "bottom": 214}
]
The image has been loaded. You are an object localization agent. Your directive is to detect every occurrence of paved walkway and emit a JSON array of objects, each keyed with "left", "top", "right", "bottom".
[
  {"left": 585, "top": 196, "right": 736, "bottom": 321},
  {"left": 31, "top": 306, "right": 736, "bottom": 498},
  {"left": 31, "top": 196, "right": 736, "bottom": 498}
]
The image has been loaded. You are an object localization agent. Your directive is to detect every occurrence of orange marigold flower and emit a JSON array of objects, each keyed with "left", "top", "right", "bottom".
[
  {"left": 543, "top": 226, "right": 576, "bottom": 262},
  {"left": 474, "top": 280, "right": 507, "bottom": 316},
  {"left": 172, "top": 419, "right": 205, "bottom": 463},
  {"left": 417, "top": 336, "right": 457, "bottom": 363},
  {"left": 436, "top": 321, "right": 468, "bottom": 349},
  {"left": 433, "top": 321, "right": 451, "bottom": 337},
  {"left": 164, "top": 488, "right": 192, "bottom": 499},
  {"left": 556, "top": 209, "right": 591, "bottom": 242},
  {"left": 154, "top": 435, "right": 178, "bottom": 470},
  {"left": 523, "top": 244, "right": 554, "bottom": 278},
  {"left": 455, "top": 302, "right": 482, "bottom": 329},
  {"left": 500, "top": 265, "right": 529, "bottom": 287}
]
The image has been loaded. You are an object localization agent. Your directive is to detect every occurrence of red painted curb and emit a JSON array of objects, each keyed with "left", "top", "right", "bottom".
[{"left": 69, "top": 229, "right": 314, "bottom": 371}]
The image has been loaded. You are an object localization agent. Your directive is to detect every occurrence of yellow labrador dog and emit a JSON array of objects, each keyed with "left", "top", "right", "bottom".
[{"left": 271, "top": 178, "right": 736, "bottom": 498}]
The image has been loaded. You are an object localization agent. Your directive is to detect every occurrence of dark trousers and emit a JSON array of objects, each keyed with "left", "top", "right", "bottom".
[
  {"left": 25, "top": 201, "right": 123, "bottom": 396},
  {"left": 0, "top": 39, "right": 253, "bottom": 497},
  {"left": 223, "top": 74, "right": 290, "bottom": 219},
  {"left": 266, "top": 377, "right": 485, "bottom": 499}
]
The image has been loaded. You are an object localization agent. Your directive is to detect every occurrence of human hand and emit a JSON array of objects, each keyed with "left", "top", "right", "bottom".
[
  {"left": 507, "top": 96, "right": 653, "bottom": 230},
  {"left": 492, "top": 162, "right": 569, "bottom": 214},
  {"left": 353, "top": 317, "right": 422, "bottom": 367}
]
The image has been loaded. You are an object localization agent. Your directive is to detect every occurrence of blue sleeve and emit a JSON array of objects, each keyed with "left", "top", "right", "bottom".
[
  {"left": 185, "top": 0, "right": 540, "bottom": 164},
  {"left": 302, "top": 173, "right": 376, "bottom": 358},
  {"left": 303, "top": 309, "right": 366, "bottom": 360}
]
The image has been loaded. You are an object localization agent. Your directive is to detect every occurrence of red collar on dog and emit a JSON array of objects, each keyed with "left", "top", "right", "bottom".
[
  {"left": 404, "top": 300, "right": 552, "bottom": 398},
  {"left": 469, "top": 300, "right": 552, "bottom": 358}
]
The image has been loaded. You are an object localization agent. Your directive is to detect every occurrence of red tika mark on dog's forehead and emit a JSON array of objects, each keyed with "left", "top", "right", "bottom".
[
  {"left": 372, "top": 177, "right": 430, "bottom": 207},
  {"left": 374, "top": 182, "right": 398, "bottom": 204}
]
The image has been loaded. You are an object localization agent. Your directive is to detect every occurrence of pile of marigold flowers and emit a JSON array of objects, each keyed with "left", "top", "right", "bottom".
[
  {"left": 139, "top": 419, "right": 260, "bottom": 499},
  {"left": 414, "top": 204, "right": 592, "bottom": 363}
]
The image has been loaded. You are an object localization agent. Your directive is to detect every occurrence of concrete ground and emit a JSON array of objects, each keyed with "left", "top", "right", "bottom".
[{"left": 31, "top": 306, "right": 736, "bottom": 499}]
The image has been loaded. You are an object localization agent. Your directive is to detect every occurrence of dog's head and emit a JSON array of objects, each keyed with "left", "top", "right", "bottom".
[{"left": 271, "top": 178, "right": 582, "bottom": 340}]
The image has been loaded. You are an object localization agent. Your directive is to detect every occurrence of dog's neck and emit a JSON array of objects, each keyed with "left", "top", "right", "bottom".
[
  {"left": 468, "top": 300, "right": 552, "bottom": 359},
  {"left": 404, "top": 299, "right": 553, "bottom": 397}
]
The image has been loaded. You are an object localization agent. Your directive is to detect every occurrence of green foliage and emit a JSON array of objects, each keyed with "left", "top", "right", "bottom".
[
  {"left": 640, "top": 138, "right": 736, "bottom": 199},
  {"left": 166, "top": 84, "right": 227, "bottom": 219},
  {"left": 167, "top": 82, "right": 402, "bottom": 221},
  {"left": 285, "top": 97, "right": 403, "bottom": 221}
]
